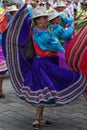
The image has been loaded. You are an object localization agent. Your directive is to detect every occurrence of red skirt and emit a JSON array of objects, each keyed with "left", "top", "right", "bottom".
[{"left": 65, "top": 25, "right": 87, "bottom": 100}]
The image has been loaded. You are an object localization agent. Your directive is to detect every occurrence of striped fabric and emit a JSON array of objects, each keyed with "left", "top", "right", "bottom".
[
  {"left": 65, "top": 25, "right": 87, "bottom": 100},
  {"left": 2, "top": 4, "right": 31, "bottom": 93},
  {"left": 75, "top": 19, "right": 87, "bottom": 34},
  {"left": 66, "top": 25, "right": 87, "bottom": 76},
  {"left": 0, "top": 8, "right": 7, "bottom": 33}
]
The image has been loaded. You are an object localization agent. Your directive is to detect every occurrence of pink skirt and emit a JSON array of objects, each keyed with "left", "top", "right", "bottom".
[{"left": 0, "top": 46, "right": 7, "bottom": 73}]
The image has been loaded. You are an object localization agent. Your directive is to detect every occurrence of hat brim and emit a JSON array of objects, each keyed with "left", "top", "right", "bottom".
[
  {"left": 7, "top": 9, "right": 18, "bottom": 12},
  {"left": 55, "top": 5, "right": 66, "bottom": 8},
  {"left": 32, "top": 14, "right": 49, "bottom": 19},
  {"left": 48, "top": 14, "right": 60, "bottom": 21}
]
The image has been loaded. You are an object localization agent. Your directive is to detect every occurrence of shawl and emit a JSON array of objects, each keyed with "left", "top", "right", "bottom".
[{"left": 0, "top": 8, "right": 7, "bottom": 33}]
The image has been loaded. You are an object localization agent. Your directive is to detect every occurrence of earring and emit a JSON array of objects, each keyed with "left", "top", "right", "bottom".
[{"left": 39, "top": 24, "right": 42, "bottom": 27}]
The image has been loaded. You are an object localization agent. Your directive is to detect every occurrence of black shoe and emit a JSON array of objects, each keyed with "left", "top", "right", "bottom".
[
  {"left": 40, "top": 119, "right": 52, "bottom": 126},
  {"left": 44, "top": 120, "right": 52, "bottom": 125},
  {"left": 0, "top": 94, "right": 5, "bottom": 99},
  {"left": 33, "top": 124, "right": 40, "bottom": 130},
  {"left": 33, "top": 119, "right": 40, "bottom": 130}
]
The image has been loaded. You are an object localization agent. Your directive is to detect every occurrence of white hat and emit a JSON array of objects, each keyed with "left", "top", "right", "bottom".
[
  {"left": 39, "top": 2, "right": 45, "bottom": 5},
  {"left": 54, "top": 1, "right": 66, "bottom": 8},
  {"left": 7, "top": 5, "right": 18, "bottom": 12},
  {"left": 48, "top": 9, "right": 60, "bottom": 21},
  {"left": 32, "top": 6, "right": 48, "bottom": 19}
]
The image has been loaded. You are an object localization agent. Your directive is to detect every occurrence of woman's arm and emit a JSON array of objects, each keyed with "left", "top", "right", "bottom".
[{"left": 33, "top": 29, "right": 65, "bottom": 53}]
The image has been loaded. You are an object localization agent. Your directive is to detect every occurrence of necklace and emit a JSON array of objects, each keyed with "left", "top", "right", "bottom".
[{"left": 36, "top": 25, "right": 46, "bottom": 30}]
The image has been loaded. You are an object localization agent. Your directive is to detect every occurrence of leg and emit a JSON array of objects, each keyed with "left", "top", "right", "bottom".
[
  {"left": 39, "top": 107, "right": 52, "bottom": 125},
  {"left": 83, "top": 89, "right": 87, "bottom": 100},
  {"left": 0, "top": 78, "right": 5, "bottom": 98},
  {"left": 33, "top": 106, "right": 44, "bottom": 129},
  {"left": 39, "top": 106, "right": 44, "bottom": 120}
]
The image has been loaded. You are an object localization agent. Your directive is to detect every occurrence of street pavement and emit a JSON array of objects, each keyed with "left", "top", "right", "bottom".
[{"left": 0, "top": 79, "right": 87, "bottom": 130}]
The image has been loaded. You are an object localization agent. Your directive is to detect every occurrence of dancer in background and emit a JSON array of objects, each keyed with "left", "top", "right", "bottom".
[
  {"left": 47, "top": 8, "right": 74, "bottom": 69},
  {"left": 65, "top": 1, "right": 87, "bottom": 100},
  {"left": 0, "top": 2, "right": 8, "bottom": 98},
  {"left": 54, "top": 1, "right": 74, "bottom": 28}
]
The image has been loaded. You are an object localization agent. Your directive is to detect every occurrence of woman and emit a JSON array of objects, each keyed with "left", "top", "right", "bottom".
[
  {"left": 0, "top": 5, "right": 8, "bottom": 98},
  {"left": 47, "top": 9, "right": 74, "bottom": 47},
  {"left": 65, "top": 23, "right": 87, "bottom": 101},
  {"left": 2, "top": 4, "right": 87, "bottom": 130},
  {"left": 47, "top": 9, "right": 74, "bottom": 69},
  {"left": 65, "top": 1, "right": 87, "bottom": 101},
  {"left": 54, "top": 1, "right": 74, "bottom": 28}
]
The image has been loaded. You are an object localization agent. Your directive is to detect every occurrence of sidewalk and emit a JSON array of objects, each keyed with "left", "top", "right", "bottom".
[{"left": 0, "top": 79, "right": 87, "bottom": 130}]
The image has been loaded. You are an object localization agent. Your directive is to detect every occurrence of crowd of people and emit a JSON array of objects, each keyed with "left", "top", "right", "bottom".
[{"left": 0, "top": 0, "right": 87, "bottom": 130}]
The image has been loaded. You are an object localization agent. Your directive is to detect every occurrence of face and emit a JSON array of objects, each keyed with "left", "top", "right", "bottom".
[
  {"left": 10, "top": 11, "right": 17, "bottom": 16},
  {"left": 36, "top": 16, "right": 48, "bottom": 28},
  {"left": 52, "top": 16, "right": 60, "bottom": 25},
  {"left": 56, "top": 6, "right": 65, "bottom": 12},
  {"left": 75, "top": 0, "right": 79, "bottom": 3}
]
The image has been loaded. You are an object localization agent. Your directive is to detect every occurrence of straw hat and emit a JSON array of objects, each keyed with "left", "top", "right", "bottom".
[
  {"left": 55, "top": 1, "right": 66, "bottom": 8},
  {"left": 32, "top": 6, "right": 48, "bottom": 19},
  {"left": 7, "top": 5, "right": 18, "bottom": 12},
  {"left": 48, "top": 9, "right": 60, "bottom": 21}
]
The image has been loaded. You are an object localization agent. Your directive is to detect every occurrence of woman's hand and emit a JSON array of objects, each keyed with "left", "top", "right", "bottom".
[
  {"left": 25, "top": 0, "right": 37, "bottom": 8},
  {"left": 72, "top": 21, "right": 78, "bottom": 26}
]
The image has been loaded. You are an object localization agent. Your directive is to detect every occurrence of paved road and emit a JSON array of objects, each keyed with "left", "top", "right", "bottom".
[{"left": 0, "top": 79, "right": 87, "bottom": 130}]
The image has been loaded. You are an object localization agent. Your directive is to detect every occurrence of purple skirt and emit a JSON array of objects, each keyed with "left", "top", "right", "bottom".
[
  {"left": 2, "top": 5, "right": 87, "bottom": 107},
  {"left": 58, "top": 51, "right": 69, "bottom": 69},
  {"left": 22, "top": 56, "right": 87, "bottom": 106}
]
